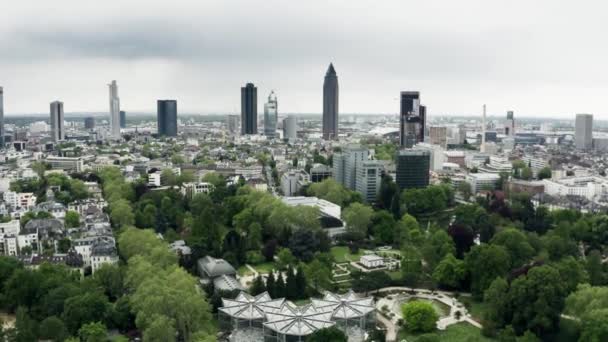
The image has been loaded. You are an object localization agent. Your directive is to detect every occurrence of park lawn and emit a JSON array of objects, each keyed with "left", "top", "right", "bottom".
[
  {"left": 237, "top": 262, "right": 277, "bottom": 276},
  {"left": 403, "top": 298, "right": 451, "bottom": 318},
  {"left": 398, "top": 322, "right": 494, "bottom": 342},
  {"left": 459, "top": 296, "right": 488, "bottom": 322},
  {"left": 237, "top": 265, "right": 254, "bottom": 276},
  {"left": 330, "top": 246, "right": 365, "bottom": 263}
]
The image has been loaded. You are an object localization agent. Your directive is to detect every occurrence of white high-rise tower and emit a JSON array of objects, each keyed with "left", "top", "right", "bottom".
[
  {"left": 108, "top": 80, "right": 121, "bottom": 138},
  {"left": 0, "top": 87, "right": 4, "bottom": 146},
  {"left": 480, "top": 104, "right": 487, "bottom": 153}
]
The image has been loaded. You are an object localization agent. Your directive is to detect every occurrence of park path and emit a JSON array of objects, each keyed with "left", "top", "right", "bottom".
[
  {"left": 376, "top": 312, "right": 398, "bottom": 342},
  {"left": 374, "top": 286, "right": 483, "bottom": 334}
]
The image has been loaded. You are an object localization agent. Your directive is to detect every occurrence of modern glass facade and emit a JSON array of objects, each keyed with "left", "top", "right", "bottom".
[
  {"left": 395, "top": 149, "right": 430, "bottom": 190},
  {"left": 157, "top": 100, "right": 178, "bottom": 137}
]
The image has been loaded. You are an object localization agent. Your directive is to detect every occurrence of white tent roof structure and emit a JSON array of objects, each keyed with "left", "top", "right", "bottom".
[
  {"left": 263, "top": 303, "right": 336, "bottom": 336},
  {"left": 311, "top": 290, "right": 375, "bottom": 320},
  {"left": 220, "top": 292, "right": 285, "bottom": 320}
]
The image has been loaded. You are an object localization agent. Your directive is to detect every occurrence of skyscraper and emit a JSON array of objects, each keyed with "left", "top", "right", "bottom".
[
  {"left": 241, "top": 83, "right": 257, "bottom": 135},
  {"left": 332, "top": 145, "right": 369, "bottom": 190},
  {"left": 264, "top": 91, "right": 278, "bottom": 138},
  {"left": 395, "top": 149, "right": 430, "bottom": 191},
  {"left": 399, "top": 91, "right": 426, "bottom": 147},
  {"left": 356, "top": 160, "right": 383, "bottom": 203},
  {"left": 50, "top": 101, "right": 65, "bottom": 142},
  {"left": 283, "top": 116, "right": 297, "bottom": 141},
  {"left": 108, "top": 80, "right": 121, "bottom": 138},
  {"left": 0, "top": 87, "right": 4, "bottom": 146},
  {"left": 505, "top": 111, "right": 515, "bottom": 136},
  {"left": 120, "top": 111, "right": 126, "bottom": 128},
  {"left": 157, "top": 100, "right": 178, "bottom": 137},
  {"left": 227, "top": 115, "right": 240, "bottom": 136},
  {"left": 323, "top": 63, "right": 339, "bottom": 140},
  {"left": 575, "top": 113, "right": 593, "bottom": 150},
  {"left": 84, "top": 117, "right": 95, "bottom": 130}
]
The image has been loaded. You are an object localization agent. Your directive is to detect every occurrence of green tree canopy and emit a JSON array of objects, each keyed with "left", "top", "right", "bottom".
[{"left": 402, "top": 300, "right": 439, "bottom": 333}]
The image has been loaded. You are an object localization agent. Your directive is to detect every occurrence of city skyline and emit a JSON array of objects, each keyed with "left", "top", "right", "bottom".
[{"left": 2, "top": 1, "right": 608, "bottom": 117}]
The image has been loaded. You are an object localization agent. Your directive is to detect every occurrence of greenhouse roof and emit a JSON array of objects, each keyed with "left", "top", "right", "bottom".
[
  {"left": 219, "top": 292, "right": 285, "bottom": 320},
  {"left": 263, "top": 303, "right": 335, "bottom": 336},
  {"left": 311, "top": 290, "right": 375, "bottom": 320}
]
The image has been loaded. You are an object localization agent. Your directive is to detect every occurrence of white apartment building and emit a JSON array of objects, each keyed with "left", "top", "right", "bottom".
[
  {"left": 148, "top": 171, "right": 162, "bottom": 187},
  {"left": 45, "top": 156, "right": 84, "bottom": 173},
  {"left": 466, "top": 173, "right": 501, "bottom": 193},
  {"left": 181, "top": 182, "right": 215, "bottom": 199},
  {"left": 543, "top": 176, "right": 608, "bottom": 201},
  {"left": 280, "top": 171, "right": 310, "bottom": 196},
  {"left": 414, "top": 143, "right": 446, "bottom": 172},
  {"left": 478, "top": 155, "right": 513, "bottom": 174},
  {"left": 19, "top": 193, "right": 37, "bottom": 209}
]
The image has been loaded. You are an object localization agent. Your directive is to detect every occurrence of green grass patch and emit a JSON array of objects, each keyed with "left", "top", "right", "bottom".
[
  {"left": 398, "top": 322, "right": 494, "bottom": 342},
  {"left": 459, "top": 296, "right": 488, "bottom": 322},
  {"left": 237, "top": 262, "right": 277, "bottom": 276},
  {"left": 331, "top": 246, "right": 365, "bottom": 263}
]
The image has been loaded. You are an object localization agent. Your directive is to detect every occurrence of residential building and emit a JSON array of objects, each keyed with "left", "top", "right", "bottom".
[
  {"left": 241, "top": 83, "right": 257, "bottom": 135},
  {"left": 50, "top": 101, "right": 65, "bottom": 142},
  {"left": 575, "top": 113, "right": 593, "bottom": 150},
  {"left": 322, "top": 63, "right": 339, "bottom": 140},
  {"left": 157, "top": 100, "right": 178, "bottom": 137},
  {"left": 395, "top": 149, "right": 430, "bottom": 190},
  {"left": 264, "top": 91, "right": 278, "bottom": 138}
]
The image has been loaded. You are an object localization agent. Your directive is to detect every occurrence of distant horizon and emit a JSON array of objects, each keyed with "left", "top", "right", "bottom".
[{"left": 1, "top": 111, "right": 588, "bottom": 122}]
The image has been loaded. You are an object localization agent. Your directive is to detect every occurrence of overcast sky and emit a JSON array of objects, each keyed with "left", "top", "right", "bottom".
[{"left": 2, "top": 1, "right": 608, "bottom": 118}]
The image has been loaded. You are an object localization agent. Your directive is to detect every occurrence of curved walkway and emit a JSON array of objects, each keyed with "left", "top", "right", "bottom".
[{"left": 375, "top": 286, "right": 482, "bottom": 335}]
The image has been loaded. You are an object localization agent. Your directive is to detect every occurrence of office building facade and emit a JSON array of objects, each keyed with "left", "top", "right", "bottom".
[
  {"left": 356, "top": 161, "right": 383, "bottom": 203},
  {"left": 575, "top": 113, "right": 593, "bottom": 150},
  {"left": 0, "top": 87, "right": 4, "bottom": 146},
  {"left": 50, "top": 101, "right": 65, "bottom": 142},
  {"left": 84, "top": 117, "right": 95, "bottom": 130},
  {"left": 399, "top": 91, "right": 426, "bottom": 147},
  {"left": 332, "top": 145, "right": 370, "bottom": 190},
  {"left": 157, "top": 100, "right": 178, "bottom": 137},
  {"left": 283, "top": 116, "right": 297, "bottom": 141},
  {"left": 323, "top": 63, "right": 339, "bottom": 140},
  {"left": 429, "top": 126, "right": 448, "bottom": 148},
  {"left": 395, "top": 149, "right": 430, "bottom": 191},
  {"left": 241, "top": 83, "right": 257, "bottom": 135},
  {"left": 119, "top": 111, "right": 126, "bottom": 128},
  {"left": 227, "top": 115, "right": 240, "bottom": 135},
  {"left": 108, "top": 80, "right": 121, "bottom": 138},
  {"left": 505, "top": 111, "right": 515, "bottom": 136},
  {"left": 264, "top": 91, "right": 278, "bottom": 138}
]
